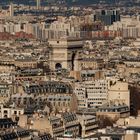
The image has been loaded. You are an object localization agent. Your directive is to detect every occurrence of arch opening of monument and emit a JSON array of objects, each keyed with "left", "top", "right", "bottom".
[
  {"left": 55, "top": 63, "right": 62, "bottom": 70},
  {"left": 71, "top": 53, "right": 76, "bottom": 71}
]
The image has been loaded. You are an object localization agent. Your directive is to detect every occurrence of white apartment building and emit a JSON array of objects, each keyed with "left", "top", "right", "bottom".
[
  {"left": 47, "top": 20, "right": 80, "bottom": 39},
  {"left": 0, "top": 22, "right": 22, "bottom": 33},
  {"left": 49, "top": 21, "right": 71, "bottom": 31},
  {"left": 78, "top": 115, "right": 98, "bottom": 138},
  {"left": 0, "top": 24, "right": 5, "bottom": 32},
  {"left": 0, "top": 17, "right": 81, "bottom": 39},
  {"left": 75, "top": 80, "right": 109, "bottom": 109},
  {"left": 0, "top": 104, "right": 24, "bottom": 118},
  {"left": 75, "top": 79, "right": 130, "bottom": 109},
  {"left": 0, "top": 73, "right": 15, "bottom": 83}
]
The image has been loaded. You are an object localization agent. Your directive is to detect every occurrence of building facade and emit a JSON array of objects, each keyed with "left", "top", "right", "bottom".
[{"left": 75, "top": 80, "right": 108, "bottom": 109}]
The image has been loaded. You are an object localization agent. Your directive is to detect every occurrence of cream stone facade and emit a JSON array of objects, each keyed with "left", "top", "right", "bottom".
[
  {"left": 108, "top": 81, "right": 130, "bottom": 107},
  {"left": 117, "top": 116, "right": 140, "bottom": 127},
  {"left": 0, "top": 104, "right": 24, "bottom": 118}
]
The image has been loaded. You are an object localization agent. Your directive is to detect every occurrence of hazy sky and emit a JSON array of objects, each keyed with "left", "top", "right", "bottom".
[{"left": 0, "top": 0, "right": 125, "bottom": 5}]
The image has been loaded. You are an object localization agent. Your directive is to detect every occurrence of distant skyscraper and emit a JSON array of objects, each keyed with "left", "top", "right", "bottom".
[
  {"left": 94, "top": 10, "right": 120, "bottom": 26},
  {"left": 9, "top": 2, "right": 14, "bottom": 17},
  {"left": 72, "top": 0, "right": 78, "bottom": 2},
  {"left": 37, "top": 0, "right": 41, "bottom": 10},
  {"left": 47, "top": 0, "right": 55, "bottom": 5}
]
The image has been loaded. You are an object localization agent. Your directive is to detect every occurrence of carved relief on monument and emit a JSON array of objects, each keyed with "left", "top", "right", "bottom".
[{"left": 53, "top": 53, "right": 65, "bottom": 58}]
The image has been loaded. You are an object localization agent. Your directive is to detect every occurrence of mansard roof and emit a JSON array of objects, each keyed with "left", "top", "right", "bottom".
[{"left": 23, "top": 81, "right": 73, "bottom": 94}]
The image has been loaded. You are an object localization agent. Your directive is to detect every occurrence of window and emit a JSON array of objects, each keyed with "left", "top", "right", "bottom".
[
  {"left": 4, "top": 115, "right": 7, "bottom": 118},
  {"left": 14, "top": 111, "right": 17, "bottom": 115},
  {"left": 23, "top": 100, "right": 26, "bottom": 104},
  {"left": 4, "top": 110, "right": 8, "bottom": 113},
  {"left": 58, "top": 102, "right": 60, "bottom": 106}
]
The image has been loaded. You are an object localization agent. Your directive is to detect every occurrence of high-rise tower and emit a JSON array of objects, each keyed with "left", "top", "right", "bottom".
[
  {"left": 9, "top": 2, "right": 14, "bottom": 17},
  {"left": 37, "top": 0, "right": 41, "bottom": 10}
]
